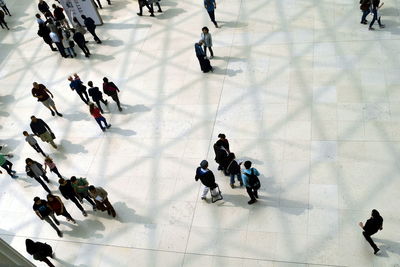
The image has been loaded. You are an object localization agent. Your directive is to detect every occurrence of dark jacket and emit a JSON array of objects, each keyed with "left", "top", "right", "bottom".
[
  {"left": 195, "top": 167, "right": 216, "bottom": 188},
  {"left": 73, "top": 31, "right": 86, "bottom": 45},
  {"left": 84, "top": 17, "right": 96, "bottom": 30},
  {"left": 30, "top": 119, "right": 51, "bottom": 135},
  {"left": 38, "top": 24, "right": 52, "bottom": 44},
  {"left": 88, "top": 86, "right": 103, "bottom": 101},
  {"left": 364, "top": 216, "right": 383, "bottom": 235},
  {"left": 59, "top": 180, "right": 77, "bottom": 199},
  {"left": 53, "top": 7, "right": 65, "bottom": 20},
  {"left": 38, "top": 1, "right": 50, "bottom": 13},
  {"left": 213, "top": 143, "right": 228, "bottom": 165}
]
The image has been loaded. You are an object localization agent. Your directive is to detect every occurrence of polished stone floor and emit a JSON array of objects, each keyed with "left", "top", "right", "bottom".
[{"left": 1, "top": 0, "right": 400, "bottom": 266}]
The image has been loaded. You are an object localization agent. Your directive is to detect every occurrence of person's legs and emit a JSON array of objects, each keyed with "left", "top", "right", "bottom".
[
  {"left": 96, "top": 0, "right": 103, "bottom": 8},
  {"left": 2, "top": 5, "right": 11, "bottom": 16},
  {"left": 1, "top": 160, "right": 14, "bottom": 177},
  {"left": 0, "top": 19, "right": 8, "bottom": 30},
  {"left": 253, "top": 188, "right": 258, "bottom": 198},
  {"left": 229, "top": 174, "right": 235, "bottom": 186},
  {"left": 42, "top": 257, "right": 55, "bottom": 267},
  {"left": 203, "top": 45, "right": 207, "bottom": 57},
  {"left": 43, "top": 216, "right": 61, "bottom": 234},
  {"left": 51, "top": 167, "right": 62, "bottom": 178},
  {"left": 246, "top": 186, "right": 256, "bottom": 203},
  {"left": 65, "top": 47, "right": 73, "bottom": 57},
  {"left": 208, "top": 10, "right": 218, "bottom": 27},
  {"left": 41, "top": 174, "right": 50, "bottom": 183},
  {"left": 361, "top": 10, "right": 370, "bottom": 23},
  {"left": 82, "top": 192, "right": 96, "bottom": 208},
  {"left": 95, "top": 117, "right": 106, "bottom": 130},
  {"left": 34, "top": 176, "right": 51, "bottom": 193},
  {"left": 363, "top": 231, "right": 379, "bottom": 252},
  {"left": 55, "top": 42, "right": 67, "bottom": 57},
  {"left": 77, "top": 91, "right": 89, "bottom": 104},
  {"left": 95, "top": 100, "right": 104, "bottom": 113},
  {"left": 103, "top": 198, "right": 116, "bottom": 217},
  {"left": 201, "top": 186, "right": 209, "bottom": 199},
  {"left": 32, "top": 143, "right": 47, "bottom": 156},
  {"left": 61, "top": 208, "right": 75, "bottom": 222},
  {"left": 82, "top": 90, "right": 90, "bottom": 103},
  {"left": 100, "top": 97, "right": 108, "bottom": 105},
  {"left": 369, "top": 9, "right": 378, "bottom": 29},
  {"left": 78, "top": 43, "right": 90, "bottom": 57},
  {"left": 155, "top": 2, "right": 162, "bottom": 12},
  {"left": 69, "top": 195, "right": 86, "bottom": 214},
  {"left": 208, "top": 47, "right": 214, "bottom": 57},
  {"left": 111, "top": 93, "right": 122, "bottom": 111},
  {"left": 48, "top": 101, "right": 62, "bottom": 117},
  {"left": 88, "top": 28, "right": 101, "bottom": 43}
]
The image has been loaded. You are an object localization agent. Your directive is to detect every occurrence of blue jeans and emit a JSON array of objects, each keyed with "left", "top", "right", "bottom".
[
  {"left": 65, "top": 47, "right": 75, "bottom": 57},
  {"left": 361, "top": 9, "right": 370, "bottom": 23},
  {"left": 95, "top": 117, "right": 108, "bottom": 130},
  {"left": 230, "top": 173, "right": 242, "bottom": 185}
]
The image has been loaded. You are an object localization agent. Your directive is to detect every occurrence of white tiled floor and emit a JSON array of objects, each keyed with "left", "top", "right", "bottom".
[{"left": 1, "top": 0, "right": 400, "bottom": 266}]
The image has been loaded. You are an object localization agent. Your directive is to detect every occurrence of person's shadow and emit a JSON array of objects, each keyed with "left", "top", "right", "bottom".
[
  {"left": 106, "top": 126, "right": 136, "bottom": 136},
  {"left": 61, "top": 219, "right": 105, "bottom": 239},
  {"left": 58, "top": 140, "right": 88, "bottom": 154},
  {"left": 373, "top": 238, "right": 400, "bottom": 257},
  {"left": 119, "top": 104, "right": 151, "bottom": 115},
  {"left": 156, "top": 8, "right": 186, "bottom": 19},
  {"left": 62, "top": 112, "right": 91, "bottom": 122}
]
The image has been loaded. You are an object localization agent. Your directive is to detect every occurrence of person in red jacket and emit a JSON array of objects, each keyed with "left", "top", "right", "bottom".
[
  {"left": 103, "top": 77, "right": 122, "bottom": 111},
  {"left": 89, "top": 103, "right": 111, "bottom": 132}
]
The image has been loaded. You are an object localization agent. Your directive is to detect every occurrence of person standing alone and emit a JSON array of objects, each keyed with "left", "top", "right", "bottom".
[
  {"left": 31, "top": 82, "right": 63, "bottom": 116},
  {"left": 359, "top": 209, "right": 383, "bottom": 254},
  {"left": 82, "top": 15, "right": 102, "bottom": 43},
  {"left": 242, "top": 161, "right": 261, "bottom": 205}
]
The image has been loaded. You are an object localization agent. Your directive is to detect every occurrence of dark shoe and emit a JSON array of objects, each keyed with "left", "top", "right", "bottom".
[
  {"left": 217, "top": 166, "right": 223, "bottom": 170},
  {"left": 137, "top": 13, "right": 142, "bottom": 16},
  {"left": 248, "top": 199, "right": 257, "bottom": 205},
  {"left": 230, "top": 184, "right": 234, "bottom": 189},
  {"left": 254, "top": 192, "right": 259, "bottom": 199},
  {"left": 150, "top": 13, "right": 155, "bottom": 17},
  {"left": 51, "top": 111, "right": 55, "bottom": 116},
  {"left": 74, "top": 52, "right": 77, "bottom": 56},
  {"left": 374, "top": 248, "right": 380, "bottom": 255},
  {"left": 102, "top": 128, "right": 106, "bottom": 132},
  {"left": 56, "top": 112, "right": 63, "bottom": 117},
  {"left": 82, "top": 211, "right": 88, "bottom": 217},
  {"left": 45, "top": 179, "right": 50, "bottom": 183},
  {"left": 85, "top": 54, "right": 90, "bottom": 57},
  {"left": 118, "top": 107, "right": 122, "bottom": 111},
  {"left": 361, "top": 21, "right": 367, "bottom": 25},
  {"left": 57, "top": 231, "right": 63, "bottom": 237},
  {"left": 11, "top": 175, "right": 18, "bottom": 179},
  {"left": 93, "top": 206, "right": 97, "bottom": 211},
  {"left": 106, "top": 124, "right": 111, "bottom": 129},
  {"left": 51, "top": 48, "right": 57, "bottom": 51},
  {"left": 380, "top": 24, "right": 385, "bottom": 28},
  {"left": 369, "top": 27, "right": 375, "bottom": 30}
]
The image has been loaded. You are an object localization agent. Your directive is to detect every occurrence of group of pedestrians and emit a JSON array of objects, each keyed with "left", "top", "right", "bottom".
[
  {"left": 36, "top": 0, "right": 101, "bottom": 58},
  {"left": 0, "top": 0, "right": 11, "bottom": 30},
  {"left": 360, "top": 0, "right": 385, "bottom": 30}
]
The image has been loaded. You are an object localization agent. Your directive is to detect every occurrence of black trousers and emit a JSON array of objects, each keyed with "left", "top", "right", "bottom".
[
  {"left": 363, "top": 231, "right": 379, "bottom": 251},
  {"left": 111, "top": 93, "right": 121, "bottom": 109},
  {"left": 50, "top": 167, "right": 62, "bottom": 178},
  {"left": 152, "top": 2, "right": 162, "bottom": 12},
  {"left": 246, "top": 186, "right": 258, "bottom": 201},
  {"left": 34, "top": 176, "right": 51, "bottom": 193},
  {"left": 77, "top": 43, "right": 90, "bottom": 56},
  {"left": 95, "top": 98, "right": 107, "bottom": 113},
  {"left": 54, "top": 42, "right": 67, "bottom": 57},
  {"left": 1, "top": 5, "right": 11, "bottom": 15},
  {"left": 203, "top": 46, "right": 214, "bottom": 57},
  {"left": 78, "top": 191, "right": 96, "bottom": 207},
  {"left": 68, "top": 194, "right": 85, "bottom": 212},
  {"left": 0, "top": 19, "right": 8, "bottom": 29},
  {"left": 31, "top": 143, "right": 46, "bottom": 156},
  {"left": 1, "top": 160, "right": 13, "bottom": 176},
  {"left": 76, "top": 89, "right": 89, "bottom": 104},
  {"left": 59, "top": 208, "right": 73, "bottom": 220},
  {"left": 139, "top": 0, "right": 153, "bottom": 14},
  {"left": 207, "top": 10, "right": 218, "bottom": 26},
  {"left": 88, "top": 28, "right": 101, "bottom": 43}
]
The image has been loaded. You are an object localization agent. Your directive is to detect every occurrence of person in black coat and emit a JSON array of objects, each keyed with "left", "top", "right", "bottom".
[
  {"left": 25, "top": 239, "right": 55, "bottom": 267},
  {"left": 195, "top": 160, "right": 218, "bottom": 200},
  {"left": 88, "top": 81, "right": 108, "bottom": 113},
  {"left": 71, "top": 29, "right": 90, "bottom": 57},
  {"left": 359, "top": 209, "right": 383, "bottom": 254},
  {"left": 58, "top": 178, "right": 88, "bottom": 216},
  {"left": 38, "top": 0, "right": 53, "bottom": 19},
  {"left": 38, "top": 23, "right": 57, "bottom": 51},
  {"left": 195, "top": 41, "right": 213, "bottom": 73},
  {"left": 137, "top": 0, "right": 154, "bottom": 16},
  {"left": 226, "top": 153, "right": 243, "bottom": 188},
  {"left": 82, "top": 14, "right": 101, "bottom": 43}
]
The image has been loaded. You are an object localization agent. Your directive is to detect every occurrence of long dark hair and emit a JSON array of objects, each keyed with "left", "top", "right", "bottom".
[{"left": 25, "top": 239, "right": 36, "bottom": 255}]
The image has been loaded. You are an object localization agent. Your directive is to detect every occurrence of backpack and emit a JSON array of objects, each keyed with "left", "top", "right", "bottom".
[{"left": 244, "top": 168, "right": 261, "bottom": 190}]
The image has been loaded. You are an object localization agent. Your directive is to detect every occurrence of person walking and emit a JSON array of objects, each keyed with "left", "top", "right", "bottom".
[
  {"left": 37, "top": 23, "right": 57, "bottom": 51},
  {"left": 68, "top": 75, "right": 89, "bottom": 104},
  {"left": 88, "top": 185, "right": 116, "bottom": 217},
  {"left": 58, "top": 178, "right": 88, "bottom": 216},
  {"left": 226, "top": 153, "right": 243, "bottom": 188},
  {"left": 195, "top": 160, "right": 222, "bottom": 202},
  {"left": 71, "top": 176, "right": 97, "bottom": 210},
  {"left": 369, "top": 0, "right": 385, "bottom": 30},
  {"left": 149, "top": 0, "right": 162, "bottom": 13},
  {"left": 38, "top": 0, "right": 53, "bottom": 19},
  {"left": 52, "top": 4, "right": 70, "bottom": 29},
  {"left": 82, "top": 15, "right": 102, "bottom": 43},
  {"left": 359, "top": 209, "right": 383, "bottom": 254},
  {"left": 32, "top": 197, "right": 63, "bottom": 237},
  {"left": 0, "top": 0, "right": 11, "bottom": 16},
  {"left": 195, "top": 41, "right": 213, "bottom": 73},
  {"left": 242, "top": 161, "right": 261, "bottom": 205},
  {"left": 31, "top": 82, "right": 63, "bottom": 116},
  {"left": 72, "top": 28, "right": 90, "bottom": 57},
  {"left": 204, "top": 0, "right": 218, "bottom": 28},
  {"left": 25, "top": 239, "right": 55, "bottom": 267},
  {"left": 26, "top": 158, "right": 51, "bottom": 194},
  {"left": 102, "top": 77, "right": 122, "bottom": 111},
  {"left": 60, "top": 28, "right": 76, "bottom": 58},
  {"left": 89, "top": 103, "right": 111, "bottom": 132},
  {"left": 47, "top": 194, "right": 76, "bottom": 223},
  {"left": 137, "top": 0, "right": 154, "bottom": 16},
  {"left": 23, "top": 131, "right": 47, "bottom": 157},
  {"left": 0, "top": 10, "right": 9, "bottom": 30},
  {"left": 0, "top": 153, "right": 17, "bottom": 178},
  {"left": 360, "top": 0, "right": 371, "bottom": 24},
  {"left": 44, "top": 156, "right": 62, "bottom": 178},
  {"left": 201, "top": 26, "right": 214, "bottom": 58},
  {"left": 49, "top": 30, "right": 67, "bottom": 58},
  {"left": 30, "top": 116, "right": 58, "bottom": 149},
  {"left": 88, "top": 81, "right": 108, "bottom": 113}
]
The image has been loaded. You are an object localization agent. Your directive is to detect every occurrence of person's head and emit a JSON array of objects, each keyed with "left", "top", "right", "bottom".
[
  {"left": 218, "top": 133, "right": 226, "bottom": 140},
  {"left": 44, "top": 156, "right": 53, "bottom": 163},
  {"left": 35, "top": 13, "right": 41, "bottom": 19},
  {"left": 244, "top": 161, "right": 252, "bottom": 169},
  {"left": 46, "top": 194, "right": 55, "bottom": 202},
  {"left": 58, "top": 178, "right": 66, "bottom": 185},
  {"left": 70, "top": 176, "right": 77, "bottom": 183},
  {"left": 23, "top": 131, "right": 29, "bottom": 136},
  {"left": 25, "top": 158, "right": 34, "bottom": 165},
  {"left": 32, "top": 82, "right": 39, "bottom": 89},
  {"left": 33, "top": 196, "right": 41, "bottom": 204},
  {"left": 68, "top": 76, "right": 73, "bottom": 81},
  {"left": 198, "top": 40, "right": 204, "bottom": 45},
  {"left": 25, "top": 239, "right": 36, "bottom": 255},
  {"left": 52, "top": 4, "right": 56, "bottom": 8},
  {"left": 202, "top": 26, "right": 209, "bottom": 34},
  {"left": 371, "top": 209, "right": 380, "bottom": 218},
  {"left": 81, "top": 15, "right": 86, "bottom": 19},
  {"left": 103, "top": 77, "right": 108, "bottom": 83},
  {"left": 89, "top": 185, "right": 96, "bottom": 192},
  {"left": 200, "top": 160, "right": 208, "bottom": 169},
  {"left": 88, "top": 81, "right": 93, "bottom": 87},
  {"left": 73, "top": 73, "right": 78, "bottom": 78},
  {"left": 30, "top": 116, "right": 37, "bottom": 122}
]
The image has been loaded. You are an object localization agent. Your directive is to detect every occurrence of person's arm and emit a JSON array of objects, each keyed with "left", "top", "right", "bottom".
[
  {"left": 358, "top": 222, "right": 364, "bottom": 229},
  {"left": 44, "top": 87, "right": 54, "bottom": 98},
  {"left": 40, "top": 119, "right": 52, "bottom": 133},
  {"left": 254, "top": 168, "right": 260, "bottom": 176},
  {"left": 214, "top": 0, "right": 216, "bottom": 8}
]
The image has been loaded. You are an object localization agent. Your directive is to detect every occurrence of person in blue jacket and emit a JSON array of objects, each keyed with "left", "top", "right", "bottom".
[{"left": 204, "top": 0, "right": 218, "bottom": 28}]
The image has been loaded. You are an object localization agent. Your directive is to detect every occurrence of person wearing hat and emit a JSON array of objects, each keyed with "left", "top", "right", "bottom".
[{"left": 195, "top": 160, "right": 218, "bottom": 201}]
